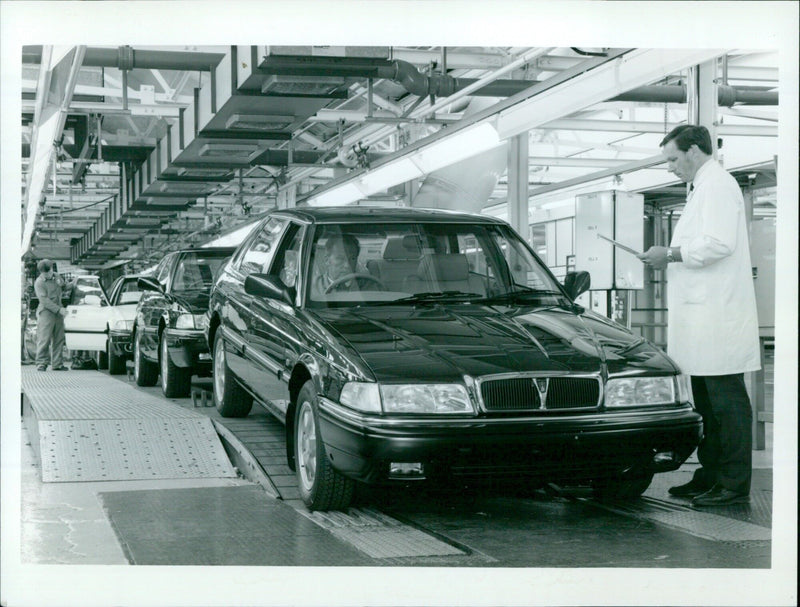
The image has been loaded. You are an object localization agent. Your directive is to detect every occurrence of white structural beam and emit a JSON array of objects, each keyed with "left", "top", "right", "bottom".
[
  {"left": 494, "top": 49, "right": 726, "bottom": 140},
  {"left": 22, "top": 46, "right": 86, "bottom": 254},
  {"left": 539, "top": 118, "right": 777, "bottom": 137}
]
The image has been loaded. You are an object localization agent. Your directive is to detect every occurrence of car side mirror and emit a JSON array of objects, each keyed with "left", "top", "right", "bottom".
[
  {"left": 563, "top": 271, "right": 591, "bottom": 299},
  {"left": 137, "top": 276, "right": 163, "bottom": 293},
  {"left": 244, "top": 273, "right": 294, "bottom": 306}
]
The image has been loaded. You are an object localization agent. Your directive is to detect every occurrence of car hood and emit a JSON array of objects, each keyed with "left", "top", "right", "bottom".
[{"left": 312, "top": 304, "right": 677, "bottom": 382}]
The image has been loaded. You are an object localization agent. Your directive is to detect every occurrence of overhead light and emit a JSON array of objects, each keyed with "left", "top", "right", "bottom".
[
  {"left": 262, "top": 75, "right": 345, "bottom": 96},
  {"left": 175, "top": 167, "right": 233, "bottom": 179},
  {"left": 225, "top": 113, "right": 294, "bottom": 131},
  {"left": 145, "top": 197, "right": 192, "bottom": 206},
  {"left": 158, "top": 181, "right": 213, "bottom": 194},
  {"left": 198, "top": 143, "right": 258, "bottom": 159}
]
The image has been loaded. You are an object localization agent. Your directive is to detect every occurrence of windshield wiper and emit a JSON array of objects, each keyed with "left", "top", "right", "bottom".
[
  {"left": 476, "top": 288, "right": 570, "bottom": 306},
  {"left": 373, "top": 291, "right": 485, "bottom": 306}
]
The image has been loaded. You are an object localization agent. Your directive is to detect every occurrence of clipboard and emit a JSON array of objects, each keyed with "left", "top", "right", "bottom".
[{"left": 596, "top": 233, "right": 641, "bottom": 256}]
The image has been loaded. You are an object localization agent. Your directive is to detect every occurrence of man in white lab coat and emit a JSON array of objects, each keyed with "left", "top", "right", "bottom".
[{"left": 638, "top": 124, "right": 760, "bottom": 507}]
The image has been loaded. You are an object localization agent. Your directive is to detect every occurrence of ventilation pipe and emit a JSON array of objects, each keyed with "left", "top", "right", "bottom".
[
  {"left": 23, "top": 46, "right": 225, "bottom": 71},
  {"left": 382, "top": 60, "right": 778, "bottom": 106},
  {"left": 411, "top": 97, "right": 508, "bottom": 213}
]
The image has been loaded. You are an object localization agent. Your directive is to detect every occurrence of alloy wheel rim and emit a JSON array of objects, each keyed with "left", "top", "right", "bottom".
[
  {"left": 134, "top": 335, "right": 140, "bottom": 377},
  {"left": 160, "top": 336, "right": 168, "bottom": 391},
  {"left": 214, "top": 340, "right": 225, "bottom": 401},
  {"left": 298, "top": 402, "right": 316, "bottom": 490}
]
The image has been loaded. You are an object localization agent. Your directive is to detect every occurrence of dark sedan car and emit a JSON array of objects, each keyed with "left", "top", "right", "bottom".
[
  {"left": 133, "top": 246, "right": 235, "bottom": 397},
  {"left": 206, "top": 208, "right": 701, "bottom": 511}
]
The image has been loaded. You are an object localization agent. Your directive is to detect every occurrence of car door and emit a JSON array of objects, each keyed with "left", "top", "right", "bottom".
[
  {"left": 247, "top": 222, "right": 306, "bottom": 416},
  {"left": 63, "top": 276, "right": 112, "bottom": 351},
  {"left": 136, "top": 254, "right": 175, "bottom": 361},
  {"left": 225, "top": 217, "right": 290, "bottom": 393}
]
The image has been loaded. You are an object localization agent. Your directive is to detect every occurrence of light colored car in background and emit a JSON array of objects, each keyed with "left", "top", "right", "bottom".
[
  {"left": 63, "top": 275, "right": 112, "bottom": 357},
  {"left": 102, "top": 274, "right": 145, "bottom": 374}
]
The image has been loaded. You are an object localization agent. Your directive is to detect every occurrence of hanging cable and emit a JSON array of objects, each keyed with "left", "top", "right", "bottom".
[{"left": 570, "top": 47, "right": 607, "bottom": 57}]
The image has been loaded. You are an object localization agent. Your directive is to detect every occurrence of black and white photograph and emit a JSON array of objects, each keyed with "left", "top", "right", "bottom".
[{"left": 1, "top": 2, "right": 797, "bottom": 606}]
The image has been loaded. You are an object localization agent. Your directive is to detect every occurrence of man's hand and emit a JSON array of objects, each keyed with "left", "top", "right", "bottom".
[
  {"left": 637, "top": 246, "right": 670, "bottom": 270},
  {"left": 59, "top": 307, "right": 69, "bottom": 317}
]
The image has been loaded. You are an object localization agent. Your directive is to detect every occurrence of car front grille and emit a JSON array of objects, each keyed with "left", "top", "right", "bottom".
[{"left": 479, "top": 376, "right": 600, "bottom": 412}]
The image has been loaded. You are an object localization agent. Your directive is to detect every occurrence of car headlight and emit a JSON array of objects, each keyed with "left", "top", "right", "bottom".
[
  {"left": 111, "top": 319, "right": 134, "bottom": 331},
  {"left": 605, "top": 376, "right": 676, "bottom": 407},
  {"left": 340, "top": 382, "right": 382, "bottom": 413},
  {"left": 339, "top": 382, "right": 474, "bottom": 414},
  {"left": 381, "top": 384, "right": 473, "bottom": 414},
  {"left": 175, "top": 313, "right": 207, "bottom": 330},
  {"left": 676, "top": 373, "right": 693, "bottom": 404}
]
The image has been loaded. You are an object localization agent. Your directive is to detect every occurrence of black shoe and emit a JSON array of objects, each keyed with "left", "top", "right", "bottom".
[
  {"left": 37, "top": 366, "right": 47, "bottom": 372},
  {"left": 668, "top": 478, "right": 711, "bottom": 497},
  {"left": 691, "top": 484, "right": 749, "bottom": 507},
  {"left": 51, "top": 366, "right": 68, "bottom": 371}
]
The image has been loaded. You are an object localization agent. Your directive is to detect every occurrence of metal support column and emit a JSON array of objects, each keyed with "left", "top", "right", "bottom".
[{"left": 507, "top": 133, "right": 529, "bottom": 239}]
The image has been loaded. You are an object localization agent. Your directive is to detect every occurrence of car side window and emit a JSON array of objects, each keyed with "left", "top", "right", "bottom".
[
  {"left": 156, "top": 254, "right": 173, "bottom": 286},
  {"left": 237, "top": 217, "right": 288, "bottom": 276},
  {"left": 269, "top": 223, "right": 304, "bottom": 290}
]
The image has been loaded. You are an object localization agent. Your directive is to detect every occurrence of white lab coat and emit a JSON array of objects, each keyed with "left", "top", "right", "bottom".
[{"left": 666, "top": 158, "right": 761, "bottom": 375}]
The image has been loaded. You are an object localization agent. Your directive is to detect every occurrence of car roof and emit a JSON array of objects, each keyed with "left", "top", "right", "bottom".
[{"left": 270, "top": 206, "right": 508, "bottom": 226}]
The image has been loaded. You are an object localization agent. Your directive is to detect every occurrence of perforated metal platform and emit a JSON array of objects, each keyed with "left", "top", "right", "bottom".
[{"left": 22, "top": 368, "right": 236, "bottom": 483}]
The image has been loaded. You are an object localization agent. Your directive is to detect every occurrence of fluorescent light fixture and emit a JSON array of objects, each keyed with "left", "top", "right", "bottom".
[
  {"left": 308, "top": 182, "right": 365, "bottom": 207},
  {"left": 225, "top": 113, "right": 294, "bottom": 131},
  {"left": 158, "top": 181, "right": 213, "bottom": 194},
  {"left": 411, "top": 123, "right": 501, "bottom": 173},
  {"left": 145, "top": 197, "right": 192, "bottom": 206},
  {"left": 358, "top": 158, "right": 424, "bottom": 195},
  {"left": 198, "top": 143, "right": 258, "bottom": 158}
]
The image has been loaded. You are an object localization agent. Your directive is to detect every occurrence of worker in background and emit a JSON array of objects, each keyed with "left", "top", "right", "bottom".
[
  {"left": 638, "top": 124, "right": 760, "bottom": 507},
  {"left": 33, "top": 259, "right": 68, "bottom": 371}
]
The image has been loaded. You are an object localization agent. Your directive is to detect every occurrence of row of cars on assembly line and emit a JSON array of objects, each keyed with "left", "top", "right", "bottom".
[{"left": 59, "top": 207, "right": 703, "bottom": 513}]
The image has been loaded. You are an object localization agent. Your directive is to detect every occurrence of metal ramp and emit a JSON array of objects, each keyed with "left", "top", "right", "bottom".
[{"left": 21, "top": 367, "right": 236, "bottom": 482}]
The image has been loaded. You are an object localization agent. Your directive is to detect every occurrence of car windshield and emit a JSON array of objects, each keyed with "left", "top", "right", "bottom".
[{"left": 304, "top": 221, "right": 567, "bottom": 308}]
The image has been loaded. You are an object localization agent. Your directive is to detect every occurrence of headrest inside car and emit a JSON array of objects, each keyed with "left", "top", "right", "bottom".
[
  {"left": 420, "top": 253, "right": 470, "bottom": 281},
  {"left": 383, "top": 236, "right": 422, "bottom": 260}
]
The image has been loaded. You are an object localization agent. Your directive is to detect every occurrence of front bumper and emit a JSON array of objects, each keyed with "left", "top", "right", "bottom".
[
  {"left": 317, "top": 400, "right": 703, "bottom": 485},
  {"left": 108, "top": 331, "right": 133, "bottom": 358},
  {"left": 164, "top": 328, "right": 212, "bottom": 374}
]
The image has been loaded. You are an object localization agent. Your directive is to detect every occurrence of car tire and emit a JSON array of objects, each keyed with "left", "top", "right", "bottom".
[
  {"left": 295, "top": 380, "right": 354, "bottom": 511},
  {"left": 107, "top": 337, "right": 126, "bottom": 375},
  {"left": 160, "top": 332, "right": 191, "bottom": 398},
  {"left": 592, "top": 469, "right": 654, "bottom": 502},
  {"left": 133, "top": 330, "right": 158, "bottom": 386},
  {"left": 96, "top": 346, "right": 108, "bottom": 370},
  {"left": 212, "top": 331, "right": 252, "bottom": 417}
]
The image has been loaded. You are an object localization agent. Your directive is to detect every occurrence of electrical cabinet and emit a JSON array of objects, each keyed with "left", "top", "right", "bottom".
[{"left": 574, "top": 190, "right": 644, "bottom": 290}]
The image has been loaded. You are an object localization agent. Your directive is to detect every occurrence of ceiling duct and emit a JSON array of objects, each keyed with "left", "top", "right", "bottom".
[
  {"left": 261, "top": 75, "right": 347, "bottom": 97},
  {"left": 411, "top": 97, "right": 507, "bottom": 213}
]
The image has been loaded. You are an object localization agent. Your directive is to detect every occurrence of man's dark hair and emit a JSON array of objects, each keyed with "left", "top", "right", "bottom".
[
  {"left": 37, "top": 259, "right": 52, "bottom": 273},
  {"left": 325, "top": 233, "right": 360, "bottom": 259},
  {"left": 660, "top": 124, "right": 713, "bottom": 155}
]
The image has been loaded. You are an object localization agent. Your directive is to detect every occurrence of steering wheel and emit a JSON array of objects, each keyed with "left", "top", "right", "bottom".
[{"left": 324, "top": 273, "right": 385, "bottom": 293}]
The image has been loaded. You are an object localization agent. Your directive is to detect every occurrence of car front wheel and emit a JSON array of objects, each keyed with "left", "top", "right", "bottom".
[
  {"left": 133, "top": 330, "right": 158, "bottom": 386},
  {"left": 160, "top": 332, "right": 191, "bottom": 398},
  {"left": 107, "top": 337, "right": 126, "bottom": 375},
  {"left": 295, "top": 380, "right": 354, "bottom": 511},
  {"left": 212, "top": 331, "right": 252, "bottom": 417}
]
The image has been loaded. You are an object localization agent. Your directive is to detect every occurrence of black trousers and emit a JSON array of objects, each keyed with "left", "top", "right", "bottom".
[{"left": 690, "top": 374, "right": 753, "bottom": 494}]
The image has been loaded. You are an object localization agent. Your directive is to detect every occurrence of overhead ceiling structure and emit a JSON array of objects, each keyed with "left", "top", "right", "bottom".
[{"left": 20, "top": 45, "right": 779, "bottom": 271}]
